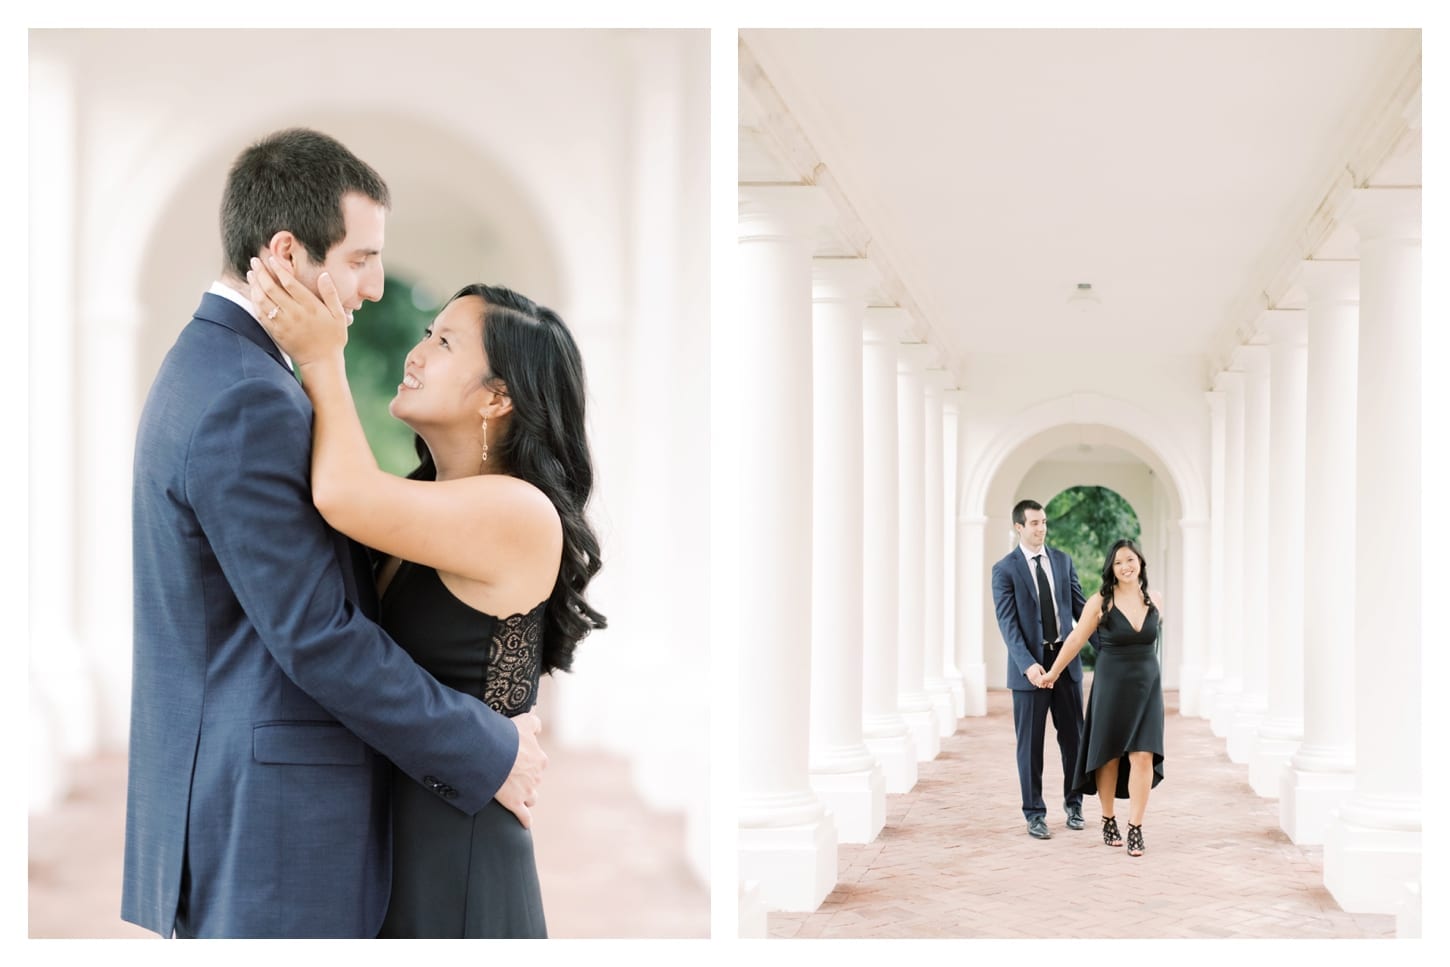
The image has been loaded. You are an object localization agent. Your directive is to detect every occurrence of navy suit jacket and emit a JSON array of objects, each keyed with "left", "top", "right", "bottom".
[
  {"left": 990, "top": 544, "right": 1090, "bottom": 691},
  {"left": 122, "top": 294, "right": 519, "bottom": 938}
]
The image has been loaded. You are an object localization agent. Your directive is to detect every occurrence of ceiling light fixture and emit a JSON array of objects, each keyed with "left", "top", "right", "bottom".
[{"left": 1068, "top": 282, "right": 1101, "bottom": 313}]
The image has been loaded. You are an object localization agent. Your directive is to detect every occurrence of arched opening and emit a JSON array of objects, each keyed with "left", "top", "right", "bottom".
[
  {"left": 1042, "top": 484, "right": 1144, "bottom": 669},
  {"left": 966, "top": 396, "right": 1203, "bottom": 695}
]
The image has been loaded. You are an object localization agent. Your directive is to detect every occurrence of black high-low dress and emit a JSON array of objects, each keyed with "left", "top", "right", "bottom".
[
  {"left": 1070, "top": 601, "right": 1165, "bottom": 799},
  {"left": 376, "top": 560, "right": 549, "bottom": 938}
]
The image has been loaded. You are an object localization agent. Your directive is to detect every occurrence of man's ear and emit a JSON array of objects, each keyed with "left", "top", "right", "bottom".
[{"left": 263, "top": 231, "right": 301, "bottom": 269}]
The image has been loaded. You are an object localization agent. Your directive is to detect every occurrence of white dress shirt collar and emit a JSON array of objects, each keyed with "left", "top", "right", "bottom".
[{"left": 208, "top": 280, "right": 294, "bottom": 372}]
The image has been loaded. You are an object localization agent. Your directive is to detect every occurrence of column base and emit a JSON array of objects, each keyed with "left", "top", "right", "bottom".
[
  {"left": 1279, "top": 761, "right": 1355, "bottom": 845},
  {"left": 1248, "top": 718, "right": 1302, "bottom": 797},
  {"left": 901, "top": 707, "right": 940, "bottom": 762},
  {"left": 809, "top": 764, "right": 886, "bottom": 844},
  {"left": 1195, "top": 676, "right": 1222, "bottom": 721},
  {"left": 1225, "top": 699, "right": 1266, "bottom": 763},
  {"left": 1177, "top": 663, "right": 1203, "bottom": 718},
  {"left": 1397, "top": 881, "right": 1421, "bottom": 938},
  {"left": 1323, "top": 797, "right": 1422, "bottom": 915},
  {"left": 863, "top": 728, "right": 918, "bottom": 794},
  {"left": 925, "top": 679, "right": 956, "bottom": 737},
  {"left": 1209, "top": 683, "right": 1242, "bottom": 737},
  {"left": 738, "top": 813, "right": 839, "bottom": 913},
  {"left": 961, "top": 662, "right": 988, "bottom": 716},
  {"left": 944, "top": 668, "right": 967, "bottom": 719},
  {"left": 738, "top": 880, "right": 768, "bottom": 938}
]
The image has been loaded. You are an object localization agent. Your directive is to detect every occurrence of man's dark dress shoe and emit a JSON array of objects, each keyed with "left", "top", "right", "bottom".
[
  {"left": 1027, "top": 816, "right": 1052, "bottom": 839},
  {"left": 1065, "top": 801, "right": 1084, "bottom": 830}
]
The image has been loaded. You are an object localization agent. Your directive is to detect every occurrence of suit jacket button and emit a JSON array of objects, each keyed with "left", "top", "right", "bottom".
[{"left": 443, "top": 789, "right": 459, "bottom": 800}]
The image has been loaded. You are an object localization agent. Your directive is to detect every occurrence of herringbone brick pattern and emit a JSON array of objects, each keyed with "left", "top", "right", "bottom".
[{"left": 770, "top": 687, "right": 1394, "bottom": 939}]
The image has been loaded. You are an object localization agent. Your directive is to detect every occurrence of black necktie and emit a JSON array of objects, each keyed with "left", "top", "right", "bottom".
[{"left": 1034, "top": 554, "right": 1058, "bottom": 642}]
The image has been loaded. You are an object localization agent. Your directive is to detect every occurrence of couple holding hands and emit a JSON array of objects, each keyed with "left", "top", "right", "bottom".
[{"left": 992, "top": 499, "right": 1166, "bottom": 857}]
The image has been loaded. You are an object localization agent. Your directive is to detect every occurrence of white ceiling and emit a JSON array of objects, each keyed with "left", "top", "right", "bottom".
[{"left": 741, "top": 29, "right": 1421, "bottom": 373}]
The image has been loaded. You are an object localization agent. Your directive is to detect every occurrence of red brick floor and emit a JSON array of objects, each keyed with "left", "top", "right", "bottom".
[
  {"left": 770, "top": 687, "right": 1395, "bottom": 939},
  {"left": 28, "top": 743, "right": 707, "bottom": 938}
]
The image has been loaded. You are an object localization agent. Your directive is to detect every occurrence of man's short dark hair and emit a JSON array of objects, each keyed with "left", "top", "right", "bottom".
[
  {"left": 220, "top": 128, "right": 390, "bottom": 279},
  {"left": 1012, "top": 499, "right": 1044, "bottom": 527}
]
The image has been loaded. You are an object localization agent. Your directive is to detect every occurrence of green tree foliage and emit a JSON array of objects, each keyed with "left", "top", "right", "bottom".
[
  {"left": 342, "top": 276, "right": 445, "bottom": 476},
  {"left": 1043, "top": 485, "right": 1141, "bottom": 669}
]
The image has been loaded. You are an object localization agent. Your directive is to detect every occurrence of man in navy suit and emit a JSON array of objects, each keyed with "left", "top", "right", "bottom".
[
  {"left": 990, "top": 498, "right": 1089, "bottom": 839},
  {"left": 122, "top": 128, "right": 546, "bottom": 938}
]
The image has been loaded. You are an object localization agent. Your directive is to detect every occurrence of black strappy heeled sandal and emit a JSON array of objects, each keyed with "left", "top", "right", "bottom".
[
  {"left": 1126, "top": 823, "right": 1144, "bottom": 856},
  {"left": 1102, "top": 815, "right": 1123, "bottom": 847}
]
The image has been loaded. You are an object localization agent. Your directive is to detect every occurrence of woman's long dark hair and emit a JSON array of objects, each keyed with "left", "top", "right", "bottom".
[
  {"left": 408, "top": 283, "right": 605, "bottom": 674},
  {"left": 1098, "top": 538, "right": 1152, "bottom": 613}
]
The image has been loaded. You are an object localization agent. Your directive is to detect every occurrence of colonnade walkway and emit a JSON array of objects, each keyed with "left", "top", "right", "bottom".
[
  {"left": 769, "top": 685, "right": 1394, "bottom": 939},
  {"left": 28, "top": 739, "right": 708, "bottom": 938}
]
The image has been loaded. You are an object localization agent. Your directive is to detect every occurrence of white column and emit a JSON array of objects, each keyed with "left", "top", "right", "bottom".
[
  {"left": 921, "top": 370, "right": 956, "bottom": 737},
  {"left": 1194, "top": 388, "right": 1227, "bottom": 720},
  {"left": 1281, "top": 260, "right": 1359, "bottom": 843},
  {"left": 736, "top": 186, "right": 836, "bottom": 911},
  {"left": 956, "top": 513, "right": 990, "bottom": 716},
  {"left": 1227, "top": 344, "right": 1270, "bottom": 762},
  {"left": 1250, "top": 310, "right": 1309, "bottom": 796},
  {"left": 1176, "top": 519, "right": 1208, "bottom": 718},
  {"left": 1210, "top": 368, "right": 1247, "bottom": 737},
  {"left": 941, "top": 390, "right": 967, "bottom": 717},
  {"left": 861, "top": 308, "right": 918, "bottom": 793},
  {"left": 28, "top": 51, "right": 98, "bottom": 813},
  {"left": 808, "top": 258, "right": 885, "bottom": 845},
  {"left": 1324, "top": 188, "right": 1421, "bottom": 913},
  {"left": 896, "top": 341, "right": 940, "bottom": 762}
]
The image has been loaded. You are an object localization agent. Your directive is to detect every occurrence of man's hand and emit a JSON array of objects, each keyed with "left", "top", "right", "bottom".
[
  {"left": 1026, "top": 663, "right": 1046, "bottom": 687},
  {"left": 495, "top": 711, "right": 547, "bottom": 829}
]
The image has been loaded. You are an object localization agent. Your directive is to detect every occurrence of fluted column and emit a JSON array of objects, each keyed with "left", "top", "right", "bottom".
[
  {"left": 1281, "top": 260, "right": 1359, "bottom": 843},
  {"left": 736, "top": 186, "right": 836, "bottom": 910},
  {"left": 1194, "top": 388, "right": 1227, "bottom": 720},
  {"left": 941, "top": 389, "right": 967, "bottom": 717},
  {"left": 1250, "top": 310, "right": 1309, "bottom": 796},
  {"left": 1210, "top": 369, "right": 1247, "bottom": 736},
  {"left": 861, "top": 307, "right": 918, "bottom": 793},
  {"left": 807, "top": 258, "right": 885, "bottom": 845},
  {"left": 1227, "top": 344, "right": 1270, "bottom": 762},
  {"left": 896, "top": 341, "right": 940, "bottom": 762},
  {"left": 1324, "top": 187, "right": 1421, "bottom": 913},
  {"left": 921, "top": 369, "right": 956, "bottom": 737}
]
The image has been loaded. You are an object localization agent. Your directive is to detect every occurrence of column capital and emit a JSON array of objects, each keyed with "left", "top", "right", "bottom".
[
  {"left": 863, "top": 305, "right": 911, "bottom": 344},
  {"left": 1212, "top": 368, "right": 1245, "bottom": 393},
  {"left": 738, "top": 185, "right": 830, "bottom": 243},
  {"left": 922, "top": 368, "right": 954, "bottom": 393},
  {"left": 1232, "top": 343, "right": 1270, "bottom": 374},
  {"left": 942, "top": 388, "right": 966, "bottom": 412},
  {"left": 896, "top": 341, "right": 936, "bottom": 374},
  {"left": 1298, "top": 259, "right": 1360, "bottom": 306},
  {"left": 1258, "top": 308, "right": 1308, "bottom": 347},
  {"left": 1205, "top": 388, "right": 1225, "bottom": 415},
  {"left": 812, "top": 257, "right": 877, "bottom": 306},
  {"left": 1343, "top": 187, "right": 1421, "bottom": 244}
]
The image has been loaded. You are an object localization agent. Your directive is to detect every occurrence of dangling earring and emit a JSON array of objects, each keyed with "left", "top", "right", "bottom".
[{"left": 480, "top": 415, "right": 489, "bottom": 465}]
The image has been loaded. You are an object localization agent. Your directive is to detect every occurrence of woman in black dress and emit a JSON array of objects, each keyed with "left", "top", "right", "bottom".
[
  {"left": 1041, "top": 539, "right": 1164, "bottom": 856},
  {"left": 249, "top": 259, "right": 605, "bottom": 936}
]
